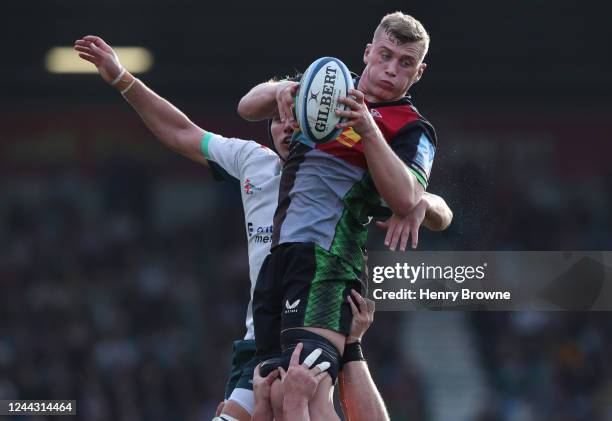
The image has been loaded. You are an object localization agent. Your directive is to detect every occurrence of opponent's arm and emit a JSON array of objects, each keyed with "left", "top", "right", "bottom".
[
  {"left": 336, "top": 89, "right": 424, "bottom": 217},
  {"left": 376, "top": 192, "right": 453, "bottom": 251},
  {"left": 237, "top": 80, "right": 298, "bottom": 123},
  {"left": 339, "top": 290, "right": 389, "bottom": 421},
  {"left": 74, "top": 35, "right": 206, "bottom": 165}
]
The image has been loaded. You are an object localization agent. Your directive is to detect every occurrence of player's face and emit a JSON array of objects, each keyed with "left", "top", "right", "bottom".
[
  {"left": 270, "top": 115, "right": 293, "bottom": 160},
  {"left": 359, "top": 32, "right": 427, "bottom": 103}
]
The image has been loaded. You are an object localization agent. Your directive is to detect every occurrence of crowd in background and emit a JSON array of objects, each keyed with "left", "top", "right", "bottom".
[{"left": 1, "top": 120, "right": 611, "bottom": 420}]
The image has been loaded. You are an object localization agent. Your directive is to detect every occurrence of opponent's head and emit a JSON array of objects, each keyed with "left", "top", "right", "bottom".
[
  {"left": 360, "top": 12, "right": 430, "bottom": 103},
  {"left": 269, "top": 114, "right": 293, "bottom": 161},
  {"left": 267, "top": 74, "right": 301, "bottom": 161}
]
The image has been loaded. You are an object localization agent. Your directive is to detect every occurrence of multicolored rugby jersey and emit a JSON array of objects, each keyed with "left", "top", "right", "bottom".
[
  {"left": 201, "top": 132, "right": 282, "bottom": 341},
  {"left": 272, "top": 95, "right": 437, "bottom": 273}
]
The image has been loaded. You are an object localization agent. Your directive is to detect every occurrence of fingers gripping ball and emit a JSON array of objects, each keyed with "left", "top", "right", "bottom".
[{"left": 295, "top": 57, "right": 354, "bottom": 144}]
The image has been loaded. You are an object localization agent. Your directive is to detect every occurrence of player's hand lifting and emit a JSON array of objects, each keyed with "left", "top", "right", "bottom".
[
  {"left": 253, "top": 363, "right": 279, "bottom": 409},
  {"left": 336, "top": 88, "right": 378, "bottom": 139},
  {"left": 73, "top": 35, "right": 123, "bottom": 85},
  {"left": 279, "top": 343, "right": 330, "bottom": 404},
  {"left": 376, "top": 199, "right": 428, "bottom": 251},
  {"left": 346, "top": 289, "right": 375, "bottom": 344}
]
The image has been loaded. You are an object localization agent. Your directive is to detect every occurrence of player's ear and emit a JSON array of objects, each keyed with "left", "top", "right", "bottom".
[
  {"left": 363, "top": 43, "right": 372, "bottom": 65},
  {"left": 414, "top": 62, "right": 427, "bottom": 83}
]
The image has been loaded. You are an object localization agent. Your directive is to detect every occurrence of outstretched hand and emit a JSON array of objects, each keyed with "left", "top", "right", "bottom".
[
  {"left": 376, "top": 199, "right": 428, "bottom": 251},
  {"left": 73, "top": 35, "right": 123, "bottom": 85}
]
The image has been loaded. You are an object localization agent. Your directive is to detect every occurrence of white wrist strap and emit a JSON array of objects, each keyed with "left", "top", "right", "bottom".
[
  {"left": 121, "top": 78, "right": 137, "bottom": 95},
  {"left": 111, "top": 68, "right": 126, "bottom": 86}
]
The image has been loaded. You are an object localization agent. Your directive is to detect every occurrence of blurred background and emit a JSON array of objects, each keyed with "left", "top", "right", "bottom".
[{"left": 1, "top": 0, "right": 612, "bottom": 420}]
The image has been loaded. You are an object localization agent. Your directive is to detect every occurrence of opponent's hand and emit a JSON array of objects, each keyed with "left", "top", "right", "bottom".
[
  {"left": 279, "top": 343, "right": 330, "bottom": 405},
  {"left": 275, "top": 81, "right": 299, "bottom": 127},
  {"left": 214, "top": 401, "right": 224, "bottom": 417},
  {"left": 253, "top": 363, "right": 279, "bottom": 409},
  {"left": 376, "top": 200, "right": 427, "bottom": 251},
  {"left": 335, "top": 88, "right": 378, "bottom": 138},
  {"left": 346, "top": 289, "right": 375, "bottom": 344},
  {"left": 73, "top": 35, "right": 123, "bottom": 85}
]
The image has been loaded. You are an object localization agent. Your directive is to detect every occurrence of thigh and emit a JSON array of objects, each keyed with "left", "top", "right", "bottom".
[{"left": 280, "top": 243, "right": 363, "bottom": 336}]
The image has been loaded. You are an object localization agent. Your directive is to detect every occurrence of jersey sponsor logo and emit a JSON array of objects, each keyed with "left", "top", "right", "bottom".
[
  {"left": 248, "top": 223, "right": 274, "bottom": 244},
  {"left": 243, "top": 178, "right": 261, "bottom": 195},
  {"left": 370, "top": 108, "right": 382, "bottom": 119},
  {"left": 336, "top": 127, "right": 362, "bottom": 148},
  {"left": 285, "top": 298, "right": 300, "bottom": 313}
]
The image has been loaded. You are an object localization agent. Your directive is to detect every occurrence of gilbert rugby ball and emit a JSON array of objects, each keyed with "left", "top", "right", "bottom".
[{"left": 295, "top": 57, "right": 354, "bottom": 144}]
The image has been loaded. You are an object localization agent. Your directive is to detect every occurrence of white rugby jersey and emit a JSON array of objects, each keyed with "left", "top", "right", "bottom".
[{"left": 201, "top": 132, "right": 281, "bottom": 340}]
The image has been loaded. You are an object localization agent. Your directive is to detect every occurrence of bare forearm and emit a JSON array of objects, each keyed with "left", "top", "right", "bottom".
[
  {"left": 421, "top": 192, "right": 453, "bottom": 231},
  {"left": 237, "top": 81, "right": 280, "bottom": 121},
  {"left": 339, "top": 362, "right": 389, "bottom": 421},
  {"left": 122, "top": 80, "right": 205, "bottom": 161},
  {"left": 362, "top": 131, "right": 423, "bottom": 217}
]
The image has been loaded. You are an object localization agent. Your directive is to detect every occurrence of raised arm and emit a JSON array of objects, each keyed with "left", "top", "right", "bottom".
[
  {"left": 74, "top": 35, "right": 206, "bottom": 165},
  {"left": 237, "top": 80, "right": 298, "bottom": 123},
  {"left": 339, "top": 290, "right": 389, "bottom": 421}
]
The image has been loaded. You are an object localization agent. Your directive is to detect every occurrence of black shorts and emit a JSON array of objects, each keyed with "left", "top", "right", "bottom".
[{"left": 253, "top": 242, "right": 366, "bottom": 359}]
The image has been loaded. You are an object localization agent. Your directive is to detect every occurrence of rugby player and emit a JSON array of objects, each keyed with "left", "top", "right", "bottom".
[
  {"left": 74, "top": 31, "right": 449, "bottom": 420},
  {"left": 251, "top": 289, "right": 388, "bottom": 421},
  {"left": 239, "top": 10, "right": 447, "bottom": 415}
]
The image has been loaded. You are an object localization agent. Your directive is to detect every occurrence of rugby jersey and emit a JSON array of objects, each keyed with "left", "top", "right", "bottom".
[
  {"left": 272, "top": 96, "right": 436, "bottom": 273},
  {"left": 201, "top": 132, "right": 282, "bottom": 341}
]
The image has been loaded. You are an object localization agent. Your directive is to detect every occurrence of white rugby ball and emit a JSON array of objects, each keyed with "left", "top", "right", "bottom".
[{"left": 295, "top": 57, "right": 354, "bottom": 144}]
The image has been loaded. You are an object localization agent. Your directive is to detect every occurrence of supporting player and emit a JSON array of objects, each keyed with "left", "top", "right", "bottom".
[
  {"left": 251, "top": 289, "right": 388, "bottom": 421},
  {"left": 239, "top": 11, "right": 446, "bottom": 417},
  {"left": 340, "top": 289, "right": 388, "bottom": 421},
  {"left": 73, "top": 32, "right": 450, "bottom": 420}
]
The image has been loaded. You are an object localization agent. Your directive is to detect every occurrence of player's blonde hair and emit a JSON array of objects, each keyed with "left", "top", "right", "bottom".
[{"left": 374, "top": 12, "right": 430, "bottom": 58}]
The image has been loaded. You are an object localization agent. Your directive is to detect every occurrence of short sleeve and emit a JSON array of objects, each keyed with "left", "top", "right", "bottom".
[
  {"left": 390, "top": 125, "right": 436, "bottom": 189},
  {"left": 201, "top": 132, "right": 267, "bottom": 181}
]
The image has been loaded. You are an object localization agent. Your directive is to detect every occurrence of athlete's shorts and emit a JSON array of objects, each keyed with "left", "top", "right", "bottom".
[
  {"left": 223, "top": 339, "right": 258, "bottom": 413},
  {"left": 253, "top": 242, "right": 365, "bottom": 359}
]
